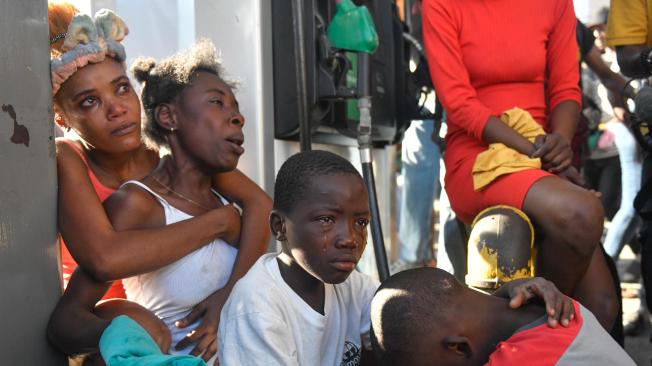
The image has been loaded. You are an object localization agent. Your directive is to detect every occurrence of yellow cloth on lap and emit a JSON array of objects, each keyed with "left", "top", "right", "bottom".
[{"left": 472, "top": 108, "right": 544, "bottom": 191}]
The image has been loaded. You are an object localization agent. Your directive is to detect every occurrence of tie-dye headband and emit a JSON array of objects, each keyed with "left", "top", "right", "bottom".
[{"left": 50, "top": 9, "right": 129, "bottom": 95}]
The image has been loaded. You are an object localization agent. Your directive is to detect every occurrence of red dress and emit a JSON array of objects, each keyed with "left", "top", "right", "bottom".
[
  {"left": 59, "top": 139, "right": 126, "bottom": 299},
  {"left": 423, "top": 0, "right": 581, "bottom": 223}
]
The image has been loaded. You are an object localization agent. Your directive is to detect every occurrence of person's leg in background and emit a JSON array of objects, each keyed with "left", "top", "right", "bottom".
[
  {"left": 436, "top": 165, "right": 467, "bottom": 282},
  {"left": 598, "top": 156, "right": 623, "bottom": 221},
  {"left": 395, "top": 120, "right": 440, "bottom": 272},
  {"left": 583, "top": 155, "right": 622, "bottom": 221},
  {"left": 638, "top": 154, "right": 652, "bottom": 317},
  {"left": 641, "top": 221, "right": 652, "bottom": 313},
  {"left": 603, "top": 121, "right": 642, "bottom": 259}
]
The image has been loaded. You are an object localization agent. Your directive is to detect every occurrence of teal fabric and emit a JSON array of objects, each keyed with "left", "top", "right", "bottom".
[{"left": 99, "top": 315, "right": 207, "bottom": 366}]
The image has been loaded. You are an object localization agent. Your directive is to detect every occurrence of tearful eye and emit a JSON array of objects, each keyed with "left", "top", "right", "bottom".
[
  {"left": 317, "top": 216, "right": 335, "bottom": 224},
  {"left": 357, "top": 219, "right": 370, "bottom": 227}
]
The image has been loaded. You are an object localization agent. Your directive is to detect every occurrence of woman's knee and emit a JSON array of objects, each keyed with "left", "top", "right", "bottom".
[{"left": 547, "top": 192, "right": 604, "bottom": 257}]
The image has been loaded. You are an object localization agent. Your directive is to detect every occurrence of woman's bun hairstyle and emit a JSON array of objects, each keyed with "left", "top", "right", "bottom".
[
  {"left": 48, "top": 2, "right": 78, "bottom": 57},
  {"left": 131, "top": 57, "right": 157, "bottom": 84}
]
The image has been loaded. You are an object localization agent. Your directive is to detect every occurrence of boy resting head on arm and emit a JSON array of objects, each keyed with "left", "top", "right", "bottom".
[{"left": 370, "top": 267, "right": 635, "bottom": 366}]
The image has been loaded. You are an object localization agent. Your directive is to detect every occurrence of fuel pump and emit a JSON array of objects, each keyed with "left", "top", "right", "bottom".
[
  {"left": 327, "top": 0, "right": 390, "bottom": 281},
  {"left": 276, "top": 0, "right": 424, "bottom": 280}
]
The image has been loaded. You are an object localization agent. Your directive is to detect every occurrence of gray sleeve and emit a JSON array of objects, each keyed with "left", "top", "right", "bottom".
[{"left": 556, "top": 305, "right": 635, "bottom": 366}]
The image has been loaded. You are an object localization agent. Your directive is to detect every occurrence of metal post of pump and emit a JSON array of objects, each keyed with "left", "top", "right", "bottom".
[
  {"left": 356, "top": 52, "right": 391, "bottom": 281},
  {"left": 327, "top": 0, "right": 390, "bottom": 281},
  {"left": 290, "top": 0, "right": 312, "bottom": 151}
]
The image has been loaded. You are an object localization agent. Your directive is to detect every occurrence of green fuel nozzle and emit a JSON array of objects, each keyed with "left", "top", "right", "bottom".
[{"left": 327, "top": 0, "right": 379, "bottom": 54}]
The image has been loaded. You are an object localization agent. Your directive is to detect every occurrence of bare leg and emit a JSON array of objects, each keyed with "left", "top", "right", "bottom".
[
  {"left": 572, "top": 247, "right": 619, "bottom": 330},
  {"left": 523, "top": 176, "right": 617, "bottom": 329}
]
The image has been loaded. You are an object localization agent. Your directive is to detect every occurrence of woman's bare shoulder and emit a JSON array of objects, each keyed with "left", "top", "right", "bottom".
[
  {"left": 103, "top": 181, "right": 164, "bottom": 230},
  {"left": 55, "top": 138, "right": 84, "bottom": 164}
]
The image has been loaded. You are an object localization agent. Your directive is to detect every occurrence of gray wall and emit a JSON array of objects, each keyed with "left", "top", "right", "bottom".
[{"left": 0, "top": 0, "right": 66, "bottom": 364}]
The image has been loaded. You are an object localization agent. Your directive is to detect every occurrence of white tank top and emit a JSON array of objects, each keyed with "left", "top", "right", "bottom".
[{"left": 120, "top": 180, "right": 237, "bottom": 357}]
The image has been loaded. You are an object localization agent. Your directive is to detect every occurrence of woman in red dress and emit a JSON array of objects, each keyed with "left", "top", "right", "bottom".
[{"left": 422, "top": 0, "right": 617, "bottom": 330}]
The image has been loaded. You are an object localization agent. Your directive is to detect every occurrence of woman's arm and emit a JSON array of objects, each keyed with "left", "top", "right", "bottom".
[
  {"left": 422, "top": 0, "right": 534, "bottom": 154},
  {"left": 545, "top": 0, "right": 582, "bottom": 140},
  {"left": 616, "top": 45, "right": 650, "bottom": 78},
  {"left": 422, "top": 0, "right": 495, "bottom": 143},
  {"left": 530, "top": 0, "right": 581, "bottom": 173},
  {"left": 47, "top": 268, "right": 171, "bottom": 356},
  {"left": 57, "top": 140, "right": 241, "bottom": 282},
  {"left": 47, "top": 268, "right": 112, "bottom": 355},
  {"left": 482, "top": 117, "right": 536, "bottom": 156},
  {"left": 211, "top": 170, "right": 272, "bottom": 292},
  {"left": 584, "top": 46, "right": 633, "bottom": 121}
]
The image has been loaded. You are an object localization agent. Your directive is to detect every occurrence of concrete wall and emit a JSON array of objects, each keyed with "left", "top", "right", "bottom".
[{"left": 0, "top": 0, "right": 66, "bottom": 364}]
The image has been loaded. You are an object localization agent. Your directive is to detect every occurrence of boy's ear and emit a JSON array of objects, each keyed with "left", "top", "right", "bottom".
[
  {"left": 270, "top": 210, "right": 287, "bottom": 242},
  {"left": 442, "top": 336, "right": 473, "bottom": 359},
  {"left": 154, "top": 103, "right": 178, "bottom": 132}
]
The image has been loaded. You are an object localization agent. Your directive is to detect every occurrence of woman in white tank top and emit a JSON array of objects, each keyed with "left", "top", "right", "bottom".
[{"left": 100, "top": 40, "right": 254, "bottom": 364}]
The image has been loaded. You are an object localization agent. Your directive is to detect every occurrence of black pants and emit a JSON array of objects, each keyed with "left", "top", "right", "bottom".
[
  {"left": 584, "top": 156, "right": 622, "bottom": 220},
  {"left": 636, "top": 155, "right": 652, "bottom": 311}
]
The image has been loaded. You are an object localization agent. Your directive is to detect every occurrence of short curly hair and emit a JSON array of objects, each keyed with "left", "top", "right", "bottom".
[
  {"left": 371, "top": 268, "right": 459, "bottom": 365},
  {"left": 131, "top": 39, "right": 233, "bottom": 149},
  {"left": 273, "top": 150, "right": 362, "bottom": 215}
]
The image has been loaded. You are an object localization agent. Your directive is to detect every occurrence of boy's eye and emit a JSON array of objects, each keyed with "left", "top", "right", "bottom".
[
  {"left": 209, "top": 99, "right": 224, "bottom": 106},
  {"left": 317, "top": 216, "right": 335, "bottom": 224},
  {"left": 80, "top": 96, "right": 98, "bottom": 108}
]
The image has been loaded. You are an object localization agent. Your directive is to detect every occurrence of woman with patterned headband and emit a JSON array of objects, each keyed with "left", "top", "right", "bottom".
[{"left": 46, "top": 2, "right": 270, "bottom": 363}]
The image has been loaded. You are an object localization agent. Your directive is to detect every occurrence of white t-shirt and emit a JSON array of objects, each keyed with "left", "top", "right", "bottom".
[{"left": 218, "top": 253, "right": 379, "bottom": 366}]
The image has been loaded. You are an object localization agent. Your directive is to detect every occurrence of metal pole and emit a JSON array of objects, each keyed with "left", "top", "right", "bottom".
[
  {"left": 291, "top": 0, "right": 312, "bottom": 151},
  {"left": 357, "top": 52, "right": 390, "bottom": 281}
]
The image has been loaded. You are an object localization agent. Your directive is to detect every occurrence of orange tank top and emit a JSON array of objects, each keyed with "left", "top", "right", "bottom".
[{"left": 59, "top": 139, "right": 126, "bottom": 299}]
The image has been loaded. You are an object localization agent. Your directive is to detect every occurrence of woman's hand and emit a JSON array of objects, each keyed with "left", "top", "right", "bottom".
[
  {"left": 556, "top": 166, "right": 586, "bottom": 187},
  {"left": 174, "top": 287, "right": 231, "bottom": 365},
  {"left": 532, "top": 133, "right": 573, "bottom": 173},
  {"left": 497, "top": 277, "right": 575, "bottom": 328}
]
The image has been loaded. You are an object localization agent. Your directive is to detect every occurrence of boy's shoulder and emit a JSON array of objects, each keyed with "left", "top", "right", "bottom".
[{"left": 222, "top": 253, "right": 292, "bottom": 316}]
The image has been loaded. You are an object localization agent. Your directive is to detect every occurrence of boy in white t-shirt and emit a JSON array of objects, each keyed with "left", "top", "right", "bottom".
[
  {"left": 218, "top": 150, "right": 379, "bottom": 366},
  {"left": 217, "top": 150, "right": 577, "bottom": 366}
]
